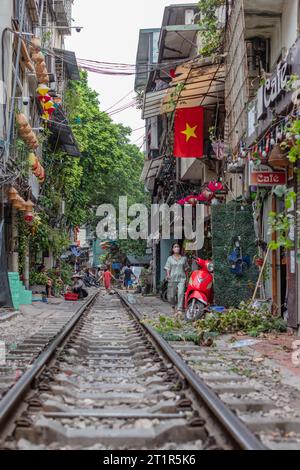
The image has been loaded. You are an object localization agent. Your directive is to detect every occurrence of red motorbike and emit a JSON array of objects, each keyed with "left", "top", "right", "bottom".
[{"left": 184, "top": 258, "right": 214, "bottom": 321}]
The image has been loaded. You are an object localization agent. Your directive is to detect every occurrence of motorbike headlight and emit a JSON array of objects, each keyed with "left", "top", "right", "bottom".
[{"left": 207, "top": 262, "right": 214, "bottom": 272}]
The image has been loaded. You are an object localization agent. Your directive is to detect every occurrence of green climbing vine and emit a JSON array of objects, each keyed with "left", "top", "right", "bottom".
[
  {"left": 198, "top": 0, "right": 226, "bottom": 57},
  {"left": 267, "top": 119, "right": 300, "bottom": 259}
]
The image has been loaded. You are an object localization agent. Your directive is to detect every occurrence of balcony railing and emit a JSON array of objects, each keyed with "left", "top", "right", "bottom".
[{"left": 53, "top": 0, "right": 72, "bottom": 34}]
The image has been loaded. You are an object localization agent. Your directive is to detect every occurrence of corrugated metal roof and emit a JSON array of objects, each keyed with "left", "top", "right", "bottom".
[
  {"left": 54, "top": 48, "right": 80, "bottom": 81},
  {"left": 161, "top": 58, "right": 225, "bottom": 114},
  {"left": 140, "top": 159, "right": 152, "bottom": 181},
  {"left": 142, "top": 89, "right": 168, "bottom": 119},
  {"left": 140, "top": 157, "right": 164, "bottom": 181}
]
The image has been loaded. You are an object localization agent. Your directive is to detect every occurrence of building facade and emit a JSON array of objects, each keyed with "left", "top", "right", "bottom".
[
  {"left": 136, "top": 1, "right": 300, "bottom": 332},
  {"left": 0, "top": 0, "right": 79, "bottom": 298}
]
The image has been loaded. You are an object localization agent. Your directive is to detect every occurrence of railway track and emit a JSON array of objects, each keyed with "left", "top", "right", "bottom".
[
  {"left": 0, "top": 291, "right": 264, "bottom": 450},
  {"left": 120, "top": 294, "right": 300, "bottom": 451}
]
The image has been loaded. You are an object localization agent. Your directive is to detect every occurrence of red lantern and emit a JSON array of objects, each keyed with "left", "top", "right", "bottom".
[
  {"left": 24, "top": 212, "right": 34, "bottom": 222},
  {"left": 38, "top": 94, "right": 51, "bottom": 103},
  {"left": 47, "top": 106, "right": 55, "bottom": 116}
]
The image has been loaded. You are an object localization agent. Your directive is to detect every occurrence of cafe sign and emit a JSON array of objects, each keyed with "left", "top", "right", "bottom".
[
  {"left": 257, "top": 60, "right": 289, "bottom": 120},
  {"left": 251, "top": 171, "right": 287, "bottom": 186}
]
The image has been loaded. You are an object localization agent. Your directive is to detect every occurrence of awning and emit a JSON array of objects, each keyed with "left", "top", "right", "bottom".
[
  {"left": 53, "top": 48, "right": 80, "bottom": 81},
  {"left": 142, "top": 89, "right": 168, "bottom": 119},
  {"left": 161, "top": 58, "right": 225, "bottom": 114},
  {"left": 48, "top": 105, "right": 81, "bottom": 158},
  {"left": 159, "top": 24, "right": 200, "bottom": 62}
]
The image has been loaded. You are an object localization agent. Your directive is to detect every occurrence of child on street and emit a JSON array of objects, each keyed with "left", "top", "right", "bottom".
[{"left": 99, "top": 266, "right": 116, "bottom": 293}]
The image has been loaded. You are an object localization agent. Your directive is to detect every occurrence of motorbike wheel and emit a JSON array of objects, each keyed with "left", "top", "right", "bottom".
[{"left": 185, "top": 299, "right": 205, "bottom": 321}]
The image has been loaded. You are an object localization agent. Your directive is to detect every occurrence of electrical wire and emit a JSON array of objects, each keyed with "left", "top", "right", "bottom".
[
  {"left": 17, "top": 32, "right": 201, "bottom": 78},
  {"left": 104, "top": 90, "right": 134, "bottom": 113}
]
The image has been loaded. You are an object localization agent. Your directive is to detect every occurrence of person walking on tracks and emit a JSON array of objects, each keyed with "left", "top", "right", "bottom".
[
  {"left": 121, "top": 264, "right": 136, "bottom": 292},
  {"left": 99, "top": 266, "right": 116, "bottom": 293},
  {"left": 164, "top": 243, "right": 188, "bottom": 316}
]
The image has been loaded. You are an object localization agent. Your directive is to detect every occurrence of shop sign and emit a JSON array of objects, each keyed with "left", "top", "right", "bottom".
[
  {"left": 257, "top": 61, "right": 288, "bottom": 119},
  {"left": 251, "top": 171, "right": 287, "bottom": 186}
]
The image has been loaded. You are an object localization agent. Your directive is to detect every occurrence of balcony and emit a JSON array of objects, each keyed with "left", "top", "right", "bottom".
[{"left": 53, "top": 0, "right": 72, "bottom": 35}]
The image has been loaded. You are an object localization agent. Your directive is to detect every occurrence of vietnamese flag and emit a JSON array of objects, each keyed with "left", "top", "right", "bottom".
[{"left": 173, "top": 107, "right": 204, "bottom": 158}]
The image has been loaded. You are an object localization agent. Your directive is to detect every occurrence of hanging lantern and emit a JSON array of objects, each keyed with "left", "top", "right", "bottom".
[
  {"left": 47, "top": 106, "right": 55, "bottom": 116},
  {"left": 38, "top": 94, "right": 51, "bottom": 103},
  {"left": 43, "top": 100, "right": 54, "bottom": 110},
  {"left": 268, "top": 144, "right": 289, "bottom": 168},
  {"left": 24, "top": 212, "right": 34, "bottom": 222},
  {"left": 42, "top": 111, "right": 49, "bottom": 120},
  {"left": 36, "top": 84, "right": 50, "bottom": 96}
]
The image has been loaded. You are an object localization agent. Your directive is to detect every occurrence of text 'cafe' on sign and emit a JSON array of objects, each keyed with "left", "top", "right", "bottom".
[{"left": 251, "top": 171, "right": 287, "bottom": 186}]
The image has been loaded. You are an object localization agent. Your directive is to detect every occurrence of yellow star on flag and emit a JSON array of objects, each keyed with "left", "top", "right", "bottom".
[{"left": 181, "top": 122, "right": 198, "bottom": 142}]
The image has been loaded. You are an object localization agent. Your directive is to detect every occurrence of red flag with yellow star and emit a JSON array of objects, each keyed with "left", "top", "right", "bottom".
[{"left": 173, "top": 107, "right": 204, "bottom": 158}]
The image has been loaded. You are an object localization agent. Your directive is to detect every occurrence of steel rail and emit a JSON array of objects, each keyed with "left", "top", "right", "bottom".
[
  {"left": 0, "top": 292, "right": 98, "bottom": 429},
  {"left": 117, "top": 291, "right": 266, "bottom": 450}
]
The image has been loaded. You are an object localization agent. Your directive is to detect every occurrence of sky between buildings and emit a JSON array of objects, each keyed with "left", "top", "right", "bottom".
[{"left": 65, "top": 0, "right": 193, "bottom": 145}]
